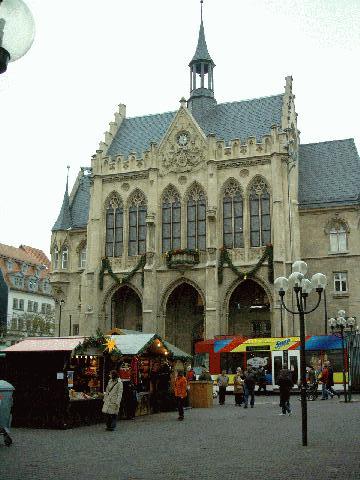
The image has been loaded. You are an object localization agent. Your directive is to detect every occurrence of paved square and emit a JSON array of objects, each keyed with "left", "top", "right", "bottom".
[{"left": 1, "top": 395, "right": 359, "bottom": 480}]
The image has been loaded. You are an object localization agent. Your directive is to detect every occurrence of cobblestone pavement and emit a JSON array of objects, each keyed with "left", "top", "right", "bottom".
[{"left": 1, "top": 395, "right": 359, "bottom": 480}]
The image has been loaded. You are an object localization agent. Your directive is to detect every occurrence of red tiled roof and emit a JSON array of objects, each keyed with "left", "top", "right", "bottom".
[
  {"left": 20, "top": 245, "right": 50, "bottom": 269},
  {"left": 4, "top": 337, "right": 86, "bottom": 352}
]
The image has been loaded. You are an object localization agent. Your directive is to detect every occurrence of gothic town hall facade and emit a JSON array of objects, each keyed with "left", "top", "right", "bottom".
[{"left": 50, "top": 18, "right": 360, "bottom": 354}]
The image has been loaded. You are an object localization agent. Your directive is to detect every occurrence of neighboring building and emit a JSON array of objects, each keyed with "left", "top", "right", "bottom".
[
  {"left": 0, "top": 243, "right": 55, "bottom": 346},
  {"left": 50, "top": 13, "right": 360, "bottom": 354}
]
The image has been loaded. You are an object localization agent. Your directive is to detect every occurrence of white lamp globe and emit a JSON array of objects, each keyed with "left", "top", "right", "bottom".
[
  {"left": 311, "top": 273, "right": 327, "bottom": 290},
  {"left": 328, "top": 318, "right": 336, "bottom": 328},
  {"left": 288, "top": 271, "right": 304, "bottom": 288},
  {"left": 337, "top": 316, "right": 346, "bottom": 327},
  {"left": 347, "top": 317, "right": 356, "bottom": 328},
  {"left": 292, "top": 260, "right": 308, "bottom": 276},
  {"left": 337, "top": 309, "right": 346, "bottom": 318},
  {"left": 0, "top": 0, "right": 35, "bottom": 73},
  {"left": 301, "top": 279, "right": 313, "bottom": 295},
  {"left": 274, "top": 276, "right": 289, "bottom": 294}
]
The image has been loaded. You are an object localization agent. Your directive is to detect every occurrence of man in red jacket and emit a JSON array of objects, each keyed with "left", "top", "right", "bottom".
[{"left": 174, "top": 371, "right": 187, "bottom": 421}]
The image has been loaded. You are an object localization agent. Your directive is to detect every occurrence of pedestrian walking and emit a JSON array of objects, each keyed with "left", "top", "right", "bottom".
[
  {"left": 243, "top": 369, "right": 256, "bottom": 408},
  {"left": 124, "top": 376, "right": 138, "bottom": 420},
  {"left": 102, "top": 370, "right": 123, "bottom": 431},
  {"left": 217, "top": 370, "right": 229, "bottom": 405},
  {"left": 319, "top": 364, "right": 329, "bottom": 400},
  {"left": 257, "top": 366, "right": 267, "bottom": 394},
  {"left": 233, "top": 367, "right": 244, "bottom": 406},
  {"left": 174, "top": 371, "right": 187, "bottom": 421},
  {"left": 325, "top": 361, "right": 340, "bottom": 399},
  {"left": 277, "top": 367, "right": 293, "bottom": 415}
]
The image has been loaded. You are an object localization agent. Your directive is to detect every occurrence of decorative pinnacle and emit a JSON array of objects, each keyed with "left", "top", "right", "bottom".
[{"left": 201, "top": 0, "right": 204, "bottom": 22}]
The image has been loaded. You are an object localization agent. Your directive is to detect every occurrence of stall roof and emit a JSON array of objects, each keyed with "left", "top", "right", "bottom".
[
  {"left": 163, "top": 341, "right": 192, "bottom": 361},
  {"left": 4, "top": 337, "right": 86, "bottom": 352},
  {"left": 111, "top": 333, "right": 161, "bottom": 355}
]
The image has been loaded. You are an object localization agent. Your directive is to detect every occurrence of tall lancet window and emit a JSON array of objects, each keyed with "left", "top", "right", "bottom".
[
  {"left": 187, "top": 184, "right": 206, "bottom": 250},
  {"left": 105, "top": 194, "right": 123, "bottom": 257},
  {"left": 223, "top": 180, "right": 243, "bottom": 249},
  {"left": 128, "top": 190, "right": 147, "bottom": 256},
  {"left": 162, "top": 186, "right": 181, "bottom": 252},
  {"left": 249, "top": 178, "right": 271, "bottom": 247}
]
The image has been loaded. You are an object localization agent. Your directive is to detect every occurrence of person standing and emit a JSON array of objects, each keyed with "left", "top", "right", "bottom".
[
  {"left": 243, "top": 369, "right": 256, "bottom": 408},
  {"left": 102, "top": 370, "right": 123, "bottom": 431},
  {"left": 199, "top": 366, "right": 212, "bottom": 381},
  {"left": 325, "top": 361, "right": 340, "bottom": 398},
  {"left": 174, "top": 371, "right": 187, "bottom": 421},
  {"left": 277, "top": 367, "right": 294, "bottom": 415},
  {"left": 233, "top": 367, "right": 244, "bottom": 406},
  {"left": 217, "top": 370, "right": 229, "bottom": 405}
]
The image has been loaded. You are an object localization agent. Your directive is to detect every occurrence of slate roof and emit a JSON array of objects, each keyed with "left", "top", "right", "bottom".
[
  {"left": 107, "top": 94, "right": 284, "bottom": 159},
  {"left": 52, "top": 173, "right": 91, "bottom": 231},
  {"left": 298, "top": 139, "right": 360, "bottom": 209}
]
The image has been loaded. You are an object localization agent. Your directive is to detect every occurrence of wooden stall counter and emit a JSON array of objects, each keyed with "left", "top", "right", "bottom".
[{"left": 189, "top": 381, "right": 213, "bottom": 408}]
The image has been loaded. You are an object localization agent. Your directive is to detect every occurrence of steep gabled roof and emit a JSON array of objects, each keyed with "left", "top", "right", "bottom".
[
  {"left": 298, "top": 139, "right": 360, "bottom": 209},
  {"left": 107, "top": 94, "right": 284, "bottom": 158}
]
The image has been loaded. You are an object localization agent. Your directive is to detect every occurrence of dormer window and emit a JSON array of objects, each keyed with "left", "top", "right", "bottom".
[
  {"left": 28, "top": 277, "right": 38, "bottom": 292},
  {"left": 12, "top": 275, "right": 24, "bottom": 289},
  {"left": 6, "top": 260, "right": 13, "bottom": 271},
  {"left": 21, "top": 263, "right": 28, "bottom": 274},
  {"left": 42, "top": 280, "right": 51, "bottom": 294}
]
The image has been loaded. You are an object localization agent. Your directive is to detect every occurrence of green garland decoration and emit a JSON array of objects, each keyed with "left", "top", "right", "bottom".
[
  {"left": 74, "top": 328, "right": 121, "bottom": 355},
  {"left": 218, "top": 244, "right": 274, "bottom": 285},
  {"left": 165, "top": 248, "right": 200, "bottom": 269},
  {"left": 99, "top": 254, "right": 146, "bottom": 290}
]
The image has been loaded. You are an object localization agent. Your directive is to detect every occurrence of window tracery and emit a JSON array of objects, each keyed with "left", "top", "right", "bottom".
[
  {"left": 128, "top": 190, "right": 147, "bottom": 256},
  {"left": 162, "top": 186, "right": 181, "bottom": 252},
  {"left": 249, "top": 178, "right": 271, "bottom": 247},
  {"left": 105, "top": 193, "right": 123, "bottom": 258},
  {"left": 187, "top": 183, "right": 206, "bottom": 250},
  {"left": 223, "top": 179, "right": 243, "bottom": 249}
]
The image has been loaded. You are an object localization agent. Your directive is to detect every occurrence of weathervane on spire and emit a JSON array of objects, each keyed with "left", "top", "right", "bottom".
[
  {"left": 66, "top": 165, "right": 70, "bottom": 191},
  {"left": 200, "top": 0, "right": 204, "bottom": 22}
]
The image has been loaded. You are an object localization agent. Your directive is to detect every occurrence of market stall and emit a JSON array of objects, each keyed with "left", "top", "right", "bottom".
[{"left": 4, "top": 331, "right": 192, "bottom": 428}]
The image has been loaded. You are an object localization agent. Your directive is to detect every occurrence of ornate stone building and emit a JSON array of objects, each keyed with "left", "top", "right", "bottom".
[{"left": 50, "top": 17, "right": 360, "bottom": 354}]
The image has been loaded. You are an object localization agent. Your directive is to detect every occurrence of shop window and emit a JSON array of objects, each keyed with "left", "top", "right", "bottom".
[
  {"left": 105, "top": 194, "right": 123, "bottom": 258},
  {"left": 334, "top": 272, "right": 348, "bottom": 293},
  {"left": 187, "top": 184, "right": 206, "bottom": 250},
  {"left": 128, "top": 190, "right": 147, "bottom": 256},
  {"left": 162, "top": 186, "right": 181, "bottom": 252},
  {"left": 223, "top": 180, "right": 243, "bottom": 249},
  {"left": 249, "top": 178, "right": 271, "bottom": 247}
]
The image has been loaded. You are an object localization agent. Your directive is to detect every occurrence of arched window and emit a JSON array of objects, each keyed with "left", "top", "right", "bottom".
[
  {"left": 128, "top": 190, "right": 147, "bottom": 256},
  {"left": 105, "top": 194, "right": 123, "bottom": 257},
  {"left": 53, "top": 246, "right": 59, "bottom": 270},
  {"left": 223, "top": 180, "right": 243, "bottom": 249},
  {"left": 162, "top": 186, "right": 181, "bottom": 252},
  {"left": 187, "top": 184, "right": 206, "bottom": 250},
  {"left": 61, "top": 246, "right": 69, "bottom": 269},
  {"left": 249, "top": 179, "right": 271, "bottom": 247},
  {"left": 330, "top": 225, "right": 347, "bottom": 253}
]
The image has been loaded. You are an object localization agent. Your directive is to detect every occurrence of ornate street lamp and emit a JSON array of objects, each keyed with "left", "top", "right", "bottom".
[
  {"left": 55, "top": 299, "right": 65, "bottom": 337},
  {"left": 274, "top": 260, "right": 327, "bottom": 447},
  {"left": 0, "top": 0, "right": 35, "bottom": 74},
  {"left": 328, "top": 311, "right": 356, "bottom": 403}
]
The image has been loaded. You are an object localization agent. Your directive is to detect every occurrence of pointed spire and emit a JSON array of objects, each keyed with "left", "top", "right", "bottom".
[
  {"left": 189, "top": 17, "right": 214, "bottom": 67},
  {"left": 52, "top": 166, "right": 73, "bottom": 231}
]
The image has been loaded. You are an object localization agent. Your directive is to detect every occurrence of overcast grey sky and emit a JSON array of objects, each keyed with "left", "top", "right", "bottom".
[{"left": 1, "top": 0, "right": 359, "bottom": 257}]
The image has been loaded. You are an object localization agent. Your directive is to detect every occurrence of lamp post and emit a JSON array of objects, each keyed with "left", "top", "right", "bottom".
[
  {"left": 328, "top": 312, "right": 356, "bottom": 403},
  {"left": 0, "top": 0, "right": 35, "bottom": 74},
  {"left": 56, "top": 299, "right": 65, "bottom": 337},
  {"left": 274, "top": 261, "right": 327, "bottom": 447}
]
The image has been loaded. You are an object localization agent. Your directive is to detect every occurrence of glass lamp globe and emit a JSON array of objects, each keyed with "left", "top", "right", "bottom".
[
  {"left": 0, "top": 0, "right": 35, "bottom": 74},
  {"left": 274, "top": 276, "right": 289, "bottom": 294},
  {"left": 292, "top": 260, "right": 308, "bottom": 275},
  {"left": 301, "top": 279, "right": 313, "bottom": 295},
  {"left": 311, "top": 273, "right": 327, "bottom": 290},
  {"left": 288, "top": 271, "right": 304, "bottom": 288},
  {"left": 328, "top": 317, "right": 336, "bottom": 329},
  {"left": 338, "top": 309, "right": 346, "bottom": 318},
  {"left": 337, "top": 316, "right": 346, "bottom": 327},
  {"left": 347, "top": 317, "right": 356, "bottom": 328}
]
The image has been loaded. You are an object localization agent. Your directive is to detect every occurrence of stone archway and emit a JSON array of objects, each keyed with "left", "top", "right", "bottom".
[
  {"left": 164, "top": 282, "right": 205, "bottom": 355},
  {"left": 228, "top": 279, "right": 271, "bottom": 337},
  {"left": 111, "top": 285, "right": 143, "bottom": 331}
]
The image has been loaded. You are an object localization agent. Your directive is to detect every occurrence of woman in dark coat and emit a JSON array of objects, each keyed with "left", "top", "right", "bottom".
[{"left": 277, "top": 368, "right": 294, "bottom": 415}]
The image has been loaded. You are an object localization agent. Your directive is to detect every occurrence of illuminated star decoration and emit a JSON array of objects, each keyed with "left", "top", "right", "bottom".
[{"left": 104, "top": 337, "right": 117, "bottom": 353}]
